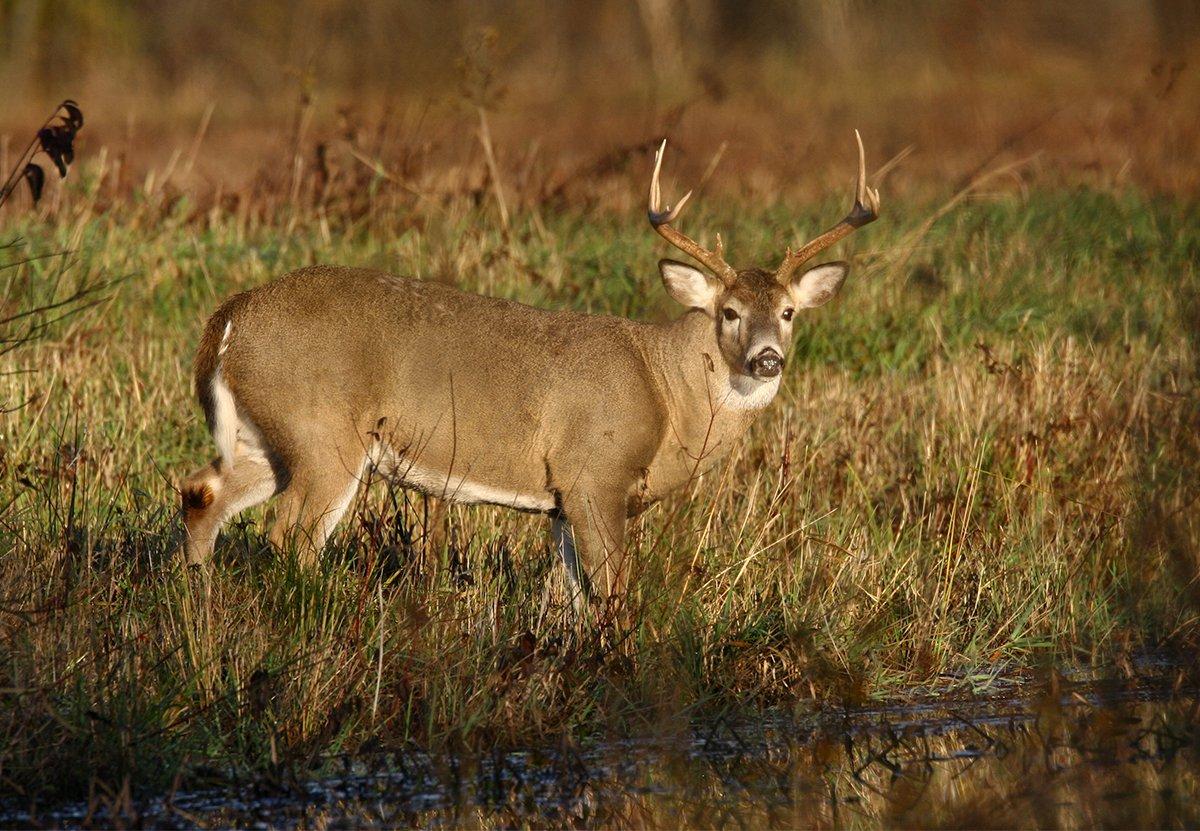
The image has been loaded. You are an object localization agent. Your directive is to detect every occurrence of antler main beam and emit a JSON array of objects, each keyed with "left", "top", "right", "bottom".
[
  {"left": 774, "top": 130, "right": 880, "bottom": 283},
  {"left": 648, "top": 140, "right": 737, "bottom": 286}
]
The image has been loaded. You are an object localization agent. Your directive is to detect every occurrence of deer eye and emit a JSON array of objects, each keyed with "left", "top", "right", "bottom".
[
  {"left": 722, "top": 307, "right": 739, "bottom": 322},
  {"left": 781, "top": 308, "right": 795, "bottom": 321}
]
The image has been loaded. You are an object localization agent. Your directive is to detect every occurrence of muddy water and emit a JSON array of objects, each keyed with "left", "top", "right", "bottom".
[{"left": 12, "top": 668, "right": 1200, "bottom": 829}]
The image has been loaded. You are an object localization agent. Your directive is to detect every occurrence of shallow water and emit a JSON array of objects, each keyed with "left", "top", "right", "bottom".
[{"left": 10, "top": 664, "right": 1200, "bottom": 829}]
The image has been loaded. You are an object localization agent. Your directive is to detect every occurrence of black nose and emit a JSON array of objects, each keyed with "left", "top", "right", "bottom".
[{"left": 748, "top": 348, "right": 783, "bottom": 378}]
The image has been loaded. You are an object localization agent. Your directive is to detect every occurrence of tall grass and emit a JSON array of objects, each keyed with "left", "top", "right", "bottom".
[{"left": 0, "top": 149, "right": 1197, "bottom": 808}]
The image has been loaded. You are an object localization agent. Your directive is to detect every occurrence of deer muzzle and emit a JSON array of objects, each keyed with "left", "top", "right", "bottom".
[{"left": 747, "top": 347, "right": 783, "bottom": 379}]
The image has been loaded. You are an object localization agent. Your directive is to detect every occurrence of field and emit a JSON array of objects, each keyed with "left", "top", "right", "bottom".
[{"left": 1, "top": 2, "right": 1199, "bottom": 825}]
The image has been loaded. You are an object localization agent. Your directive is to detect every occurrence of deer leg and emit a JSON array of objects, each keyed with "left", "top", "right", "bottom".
[
  {"left": 551, "top": 512, "right": 587, "bottom": 617},
  {"left": 269, "top": 462, "right": 363, "bottom": 568},
  {"left": 421, "top": 495, "right": 450, "bottom": 561},
  {"left": 180, "top": 455, "right": 281, "bottom": 565},
  {"left": 559, "top": 490, "right": 629, "bottom": 622}
]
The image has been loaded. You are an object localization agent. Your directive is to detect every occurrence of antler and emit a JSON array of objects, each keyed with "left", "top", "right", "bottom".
[
  {"left": 774, "top": 130, "right": 880, "bottom": 284},
  {"left": 648, "top": 140, "right": 737, "bottom": 286}
]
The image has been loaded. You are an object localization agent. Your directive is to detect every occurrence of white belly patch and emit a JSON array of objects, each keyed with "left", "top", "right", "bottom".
[{"left": 370, "top": 449, "right": 554, "bottom": 513}]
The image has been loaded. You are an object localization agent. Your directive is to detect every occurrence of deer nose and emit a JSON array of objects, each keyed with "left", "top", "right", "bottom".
[{"left": 748, "top": 348, "right": 783, "bottom": 378}]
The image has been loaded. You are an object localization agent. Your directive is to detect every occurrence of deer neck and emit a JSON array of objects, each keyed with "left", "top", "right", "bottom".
[{"left": 639, "top": 310, "right": 781, "bottom": 497}]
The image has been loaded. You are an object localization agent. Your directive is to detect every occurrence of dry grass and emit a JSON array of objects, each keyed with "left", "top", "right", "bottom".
[
  {"left": 0, "top": 10, "right": 1198, "bottom": 812},
  {"left": 0, "top": 150, "right": 1197, "bottom": 808}
]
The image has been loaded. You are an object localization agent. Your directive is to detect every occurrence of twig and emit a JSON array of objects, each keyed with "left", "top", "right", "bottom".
[
  {"left": 345, "top": 146, "right": 438, "bottom": 208},
  {"left": 182, "top": 102, "right": 215, "bottom": 179},
  {"left": 373, "top": 578, "right": 385, "bottom": 723},
  {"left": 477, "top": 107, "right": 509, "bottom": 231}
]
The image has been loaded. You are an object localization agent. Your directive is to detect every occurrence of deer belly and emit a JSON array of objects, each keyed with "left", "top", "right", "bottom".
[{"left": 369, "top": 446, "right": 554, "bottom": 513}]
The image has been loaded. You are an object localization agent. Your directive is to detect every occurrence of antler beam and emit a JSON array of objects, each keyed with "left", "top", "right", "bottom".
[
  {"left": 648, "top": 141, "right": 737, "bottom": 286},
  {"left": 774, "top": 130, "right": 880, "bottom": 283}
]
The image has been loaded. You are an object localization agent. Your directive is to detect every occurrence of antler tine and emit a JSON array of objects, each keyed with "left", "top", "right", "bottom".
[
  {"left": 774, "top": 130, "right": 881, "bottom": 283},
  {"left": 648, "top": 140, "right": 695, "bottom": 223},
  {"left": 649, "top": 141, "right": 663, "bottom": 214},
  {"left": 854, "top": 129, "right": 881, "bottom": 217},
  {"left": 647, "top": 140, "right": 736, "bottom": 285}
]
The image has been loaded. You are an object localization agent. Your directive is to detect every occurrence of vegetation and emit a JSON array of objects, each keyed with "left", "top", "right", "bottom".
[
  {"left": 0, "top": 165, "right": 1197, "bottom": 811},
  {"left": 0, "top": 0, "right": 1197, "bottom": 822}
]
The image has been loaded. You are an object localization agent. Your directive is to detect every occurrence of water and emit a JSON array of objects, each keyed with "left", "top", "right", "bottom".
[{"left": 9, "top": 664, "right": 1199, "bottom": 829}]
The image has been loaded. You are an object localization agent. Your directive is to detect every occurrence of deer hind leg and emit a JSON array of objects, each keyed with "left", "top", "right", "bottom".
[
  {"left": 269, "top": 459, "right": 364, "bottom": 569},
  {"left": 181, "top": 454, "right": 281, "bottom": 565}
]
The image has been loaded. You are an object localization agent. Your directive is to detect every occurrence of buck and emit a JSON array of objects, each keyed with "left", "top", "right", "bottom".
[{"left": 180, "top": 132, "right": 880, "bottom": 610}]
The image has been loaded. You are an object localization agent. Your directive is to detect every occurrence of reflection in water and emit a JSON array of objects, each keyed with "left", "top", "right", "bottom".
[{"left": 14, "top": 672, "right": 1200, "bottom": 829}]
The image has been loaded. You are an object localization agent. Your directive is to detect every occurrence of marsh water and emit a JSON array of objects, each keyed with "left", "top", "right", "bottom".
[{"left": 9, "top": 661, "right": 1199, "bottom": 829}]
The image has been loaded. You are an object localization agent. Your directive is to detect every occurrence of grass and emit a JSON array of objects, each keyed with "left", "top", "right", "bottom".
[{"left": 0, "top": 162, "right": 1197, "bottom": 811}]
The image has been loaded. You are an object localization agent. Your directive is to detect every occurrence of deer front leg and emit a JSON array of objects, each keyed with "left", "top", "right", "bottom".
[
  {"left": 551, "top": 512, "right": 587, "bottom": 617},
  {"left": 558, "top": 489, "right": 629, "bottom": 623}
]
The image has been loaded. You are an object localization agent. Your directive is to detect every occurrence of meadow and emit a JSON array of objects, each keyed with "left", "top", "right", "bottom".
[
  {"left": 2, "top": 148, "right": 1197, "bottom": 811},
  {"left": 0, "top": 3, "right": 1198, "bottom": 824}
]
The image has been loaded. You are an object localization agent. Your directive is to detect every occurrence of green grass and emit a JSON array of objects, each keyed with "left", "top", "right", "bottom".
[{"left": 0, "top": 183, "right": 1197, "bottom": 807}]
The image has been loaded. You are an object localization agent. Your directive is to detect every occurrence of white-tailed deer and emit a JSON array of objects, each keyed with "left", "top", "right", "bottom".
[{"left": 180, "top": 132, "right": 880, "bottom": 611}]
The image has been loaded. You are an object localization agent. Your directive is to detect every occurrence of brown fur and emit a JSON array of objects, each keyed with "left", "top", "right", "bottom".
[
  {"left": 179, "top": 137, "right": 878, "bottom": 616},
  {"left": 178, "top": 259, "right": 850, "bottom": 608}
]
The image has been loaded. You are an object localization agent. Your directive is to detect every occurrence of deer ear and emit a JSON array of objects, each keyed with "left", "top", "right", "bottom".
[
  {"left": 660, "top": 259, "right": 722, "bottom": 312},
  {"left": 789, "top": 261, "right": 848, "bottom": 308}
]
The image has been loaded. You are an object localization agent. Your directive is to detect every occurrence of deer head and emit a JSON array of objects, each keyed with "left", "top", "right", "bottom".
[{"left": 649, "top": 131, "right": 880, "bottom": 381}]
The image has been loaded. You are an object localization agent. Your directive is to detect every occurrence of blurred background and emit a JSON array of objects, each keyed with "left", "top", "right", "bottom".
[{"left": 1, "top": 0, "right": 1198, "bottom": 214}]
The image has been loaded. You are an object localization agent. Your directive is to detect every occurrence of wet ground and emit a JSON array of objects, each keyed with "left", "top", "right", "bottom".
[{"left": 7, "top": 662, "right": 1200, "bottom": 829}]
